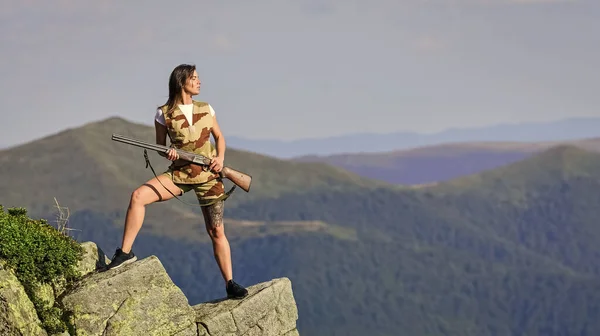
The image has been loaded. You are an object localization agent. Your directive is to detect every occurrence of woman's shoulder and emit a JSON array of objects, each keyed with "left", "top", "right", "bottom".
[
  {"left": 192, "top": 100, "right": 210, "bottom": 107},
  {"left": 192, "top": 100, "right": 215, "bottom": 116},
  {"left": 156, "top": 104, "right": 168, "bottom": 113}
]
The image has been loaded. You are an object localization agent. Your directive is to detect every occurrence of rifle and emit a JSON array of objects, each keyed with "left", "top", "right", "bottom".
[{"left": 111, "top": 134, "right": 252, "bottom": 192}]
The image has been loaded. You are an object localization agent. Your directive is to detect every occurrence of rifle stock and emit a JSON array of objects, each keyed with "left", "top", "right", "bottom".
[
  {"left": 221, "top": 167, "right": 252, "bottom": 193},
  {"left": 111, "top": 134, "right": 252, "bottom": 192}
]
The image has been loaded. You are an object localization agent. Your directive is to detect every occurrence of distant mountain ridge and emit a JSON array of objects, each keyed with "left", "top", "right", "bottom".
[
  {"left": 293, "top": 137, "right": 600, "bottom": 186},
  {"left": 226, "top": 116, "right": 600, "bottom": 158}
]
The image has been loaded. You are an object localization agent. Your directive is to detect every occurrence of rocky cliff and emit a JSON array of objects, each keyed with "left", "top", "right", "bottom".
[{"left": 0, "top": 242, "right": 299, "bottom": 336}]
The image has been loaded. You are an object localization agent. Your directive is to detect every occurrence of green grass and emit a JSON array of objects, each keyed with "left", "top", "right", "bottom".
[{"left": 0, "top": 206, "right": 83, "bottom": 334}]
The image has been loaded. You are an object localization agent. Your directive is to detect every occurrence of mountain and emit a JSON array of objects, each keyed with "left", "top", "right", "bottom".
[
  {"left": 3, "top": 117, "right": 600, "bottom": 335},
  {"left": 223, "top": 145, "right": 600, "bottom": 335},
  {"left": 0, "top": 116, "right": 390, "bottom": 242},
  {"left": 226, "top": 116, "right": 600, "bottom": 158},
  {"left": 293, "top": 137, "right": 600, "bottom": 185}
]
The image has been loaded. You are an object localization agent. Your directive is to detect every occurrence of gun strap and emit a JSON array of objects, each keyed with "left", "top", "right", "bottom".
[{"left": 143, "top": 149, "right": 234, "bottom": 207}]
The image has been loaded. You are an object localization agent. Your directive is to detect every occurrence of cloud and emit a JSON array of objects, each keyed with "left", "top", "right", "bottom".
[
  {"left": 213, "top": 34, "right": 236, "bottom": 52},
  {"left": 425, "top": 0, "right": 579, "bottom": 4},
  {"left": 485, "top": 0, "right": 579, "bottom": 3},
  {"left": 300, "top": 2, "right": 336, "bottom": 16},
  {"left": 414, "top": 35, "right": 447, "bottom": 52},
  {"left": 507, "top": 0, "right": 577, "bottom": 3}
]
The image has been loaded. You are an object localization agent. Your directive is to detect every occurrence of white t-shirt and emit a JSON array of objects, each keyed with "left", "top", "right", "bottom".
[{"left": 155, "top": 103, "right": 215, "bottom": 126}]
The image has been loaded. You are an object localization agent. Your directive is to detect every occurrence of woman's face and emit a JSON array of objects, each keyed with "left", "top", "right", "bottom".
[{"left": 184, "top": 70, "right": 201, "bottom": 96}]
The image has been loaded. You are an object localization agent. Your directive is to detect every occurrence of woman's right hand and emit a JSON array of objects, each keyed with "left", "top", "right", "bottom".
[{"left": 165, "top": 148, "right": 179, "bottom": 161}]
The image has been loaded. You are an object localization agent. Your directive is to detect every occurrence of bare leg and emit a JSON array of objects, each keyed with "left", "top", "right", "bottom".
[
  {"left": 202, "top": 200, "right": 233, "bottom": 284},
  {"left": 121, "top": 174, "right": 182, "bottom": 253}
]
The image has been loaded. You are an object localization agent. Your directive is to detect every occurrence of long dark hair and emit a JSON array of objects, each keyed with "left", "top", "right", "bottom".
[{"left": 161, "top": 64, "right": 196, "bottom": 114}]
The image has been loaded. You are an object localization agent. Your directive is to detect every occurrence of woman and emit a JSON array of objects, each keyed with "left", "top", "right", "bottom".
[{"left": 105, "top": 64, "right": 248, "bottom": 300}]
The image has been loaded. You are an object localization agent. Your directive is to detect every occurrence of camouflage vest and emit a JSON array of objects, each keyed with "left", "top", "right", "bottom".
[{"left": 161, "top": 100, "right": 219, "bottom": 184}]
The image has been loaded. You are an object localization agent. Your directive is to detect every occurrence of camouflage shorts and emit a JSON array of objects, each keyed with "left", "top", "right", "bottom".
[{"left": 161, "top": 171, "right": 230, "bottom": 206}]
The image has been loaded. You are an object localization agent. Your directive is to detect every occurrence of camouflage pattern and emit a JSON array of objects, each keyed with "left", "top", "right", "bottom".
[
  {"left": 162, "top": 170, "right": 229, "bottom": 206},
  {"left": 160, "top": 100, "right": 229, "bottom": 206}
]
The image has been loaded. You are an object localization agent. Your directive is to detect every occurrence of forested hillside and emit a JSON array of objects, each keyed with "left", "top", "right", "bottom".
[{"left": 2, "top": 118, "right": 600, "bottom": 335}]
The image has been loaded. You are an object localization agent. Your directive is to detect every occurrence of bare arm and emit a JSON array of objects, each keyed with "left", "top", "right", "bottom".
[
  {"left": 211, "top": 115, "right": 226, "bottom": 159},
  {"left": 155, "top": 120, "right": 168, "bottom": 146}
]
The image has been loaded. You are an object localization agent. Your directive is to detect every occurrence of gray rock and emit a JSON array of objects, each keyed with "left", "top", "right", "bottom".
[
  {"left": 60, "top": 255, "right": 195, "bottom": 336},
  {"left": 0, "top": 239, "right": 301, "bottom": 336},
  {"left": 52, "top": 241, "right": 111, "bottom": 300},
  {"left": 194, "top": 277, "right": 299, "bottom": 335},
  {"left": 76, "top": 241, "right": 110, "bottom": 276},
  {"left": 32, "top": 282, "right": 54, "bottom": 312},
  {"left": 0, "top": 262, "right": 48, "bottom": 336},
  {"left": 50, "top": 332, "right": 70, "bottom": 336}
]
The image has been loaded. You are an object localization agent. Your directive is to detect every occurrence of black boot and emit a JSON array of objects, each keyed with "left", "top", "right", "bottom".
[
  {"left": 226, "top": 279, "right": 248, "bottom": 299},
  {"left": 104, "top": 248, "right": 137, "bottom": 271}
]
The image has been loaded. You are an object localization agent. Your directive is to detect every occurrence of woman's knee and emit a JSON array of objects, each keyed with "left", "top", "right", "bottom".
[
  {"left": 130, "top": 186, "right": 155, "bottom": 206},
  {"left": 207, "top": 224, "right": 225, "bottom": 240}
]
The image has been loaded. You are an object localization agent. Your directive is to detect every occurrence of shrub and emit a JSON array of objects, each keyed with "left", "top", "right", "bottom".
[{"left": 0, "top": 205, "right": 84, "bottom": 333}]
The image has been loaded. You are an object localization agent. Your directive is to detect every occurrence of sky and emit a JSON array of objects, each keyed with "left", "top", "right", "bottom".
[{"left": 1, "top": 0, "right": 599, "bottom": 148}]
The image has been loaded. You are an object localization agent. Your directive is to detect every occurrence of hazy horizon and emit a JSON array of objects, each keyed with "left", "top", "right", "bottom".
[{"left": 1, "top": 0, "right": 599, "bottom": 149}]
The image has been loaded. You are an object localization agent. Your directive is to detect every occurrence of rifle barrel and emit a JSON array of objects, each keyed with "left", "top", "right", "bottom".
[
  {"left": 111, "top": 134, "right": 209, "bottom": 164},
  {"left": 112, "top": 134, "right": 252, "bottom": 192},
  {"left": 112, "top": 134, "right": 169, "bottom": 153}
]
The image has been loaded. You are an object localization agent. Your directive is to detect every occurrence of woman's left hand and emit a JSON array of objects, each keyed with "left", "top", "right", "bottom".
[{"left": 209, "top": 155, "right": 224, "bottom": 172}]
